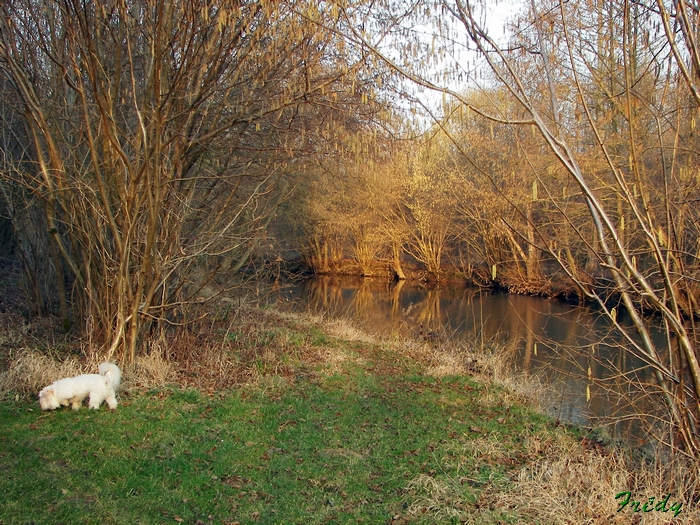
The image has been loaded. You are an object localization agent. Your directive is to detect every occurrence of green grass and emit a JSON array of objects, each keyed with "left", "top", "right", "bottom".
[{"left": 1, "top": 347, "right": 561, "bottom": 525}]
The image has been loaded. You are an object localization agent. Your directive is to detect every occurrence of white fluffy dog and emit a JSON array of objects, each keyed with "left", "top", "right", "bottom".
[{"left": 39, "top": 362, "right": 121, "bottom": 411}]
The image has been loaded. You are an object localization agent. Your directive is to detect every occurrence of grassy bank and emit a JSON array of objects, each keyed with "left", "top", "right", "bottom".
[{"left": 1, "top": 307, "right": 698, "bottom": 524}]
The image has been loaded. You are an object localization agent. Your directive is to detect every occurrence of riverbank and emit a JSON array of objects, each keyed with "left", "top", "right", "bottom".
[
  {"left": 1, "top": 305, "right": 698, "bottom": 523},
  {"left": 277, "top": 256, "right": 583, "bottom": 302}
]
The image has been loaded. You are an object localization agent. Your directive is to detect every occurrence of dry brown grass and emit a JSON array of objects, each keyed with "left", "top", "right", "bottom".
[
  {"left": 405, "top": 430, "right": 700, "bottom": 524},
  {"left": 324, "top": 318, "right": 374, "bottom": 343},
  {"left": 127, "top": 336, "right": 177, "bottom": 389},
  {"left": 405, "top": 473, "right": 470, "bottom": 522},
  {"left": 488, "top": 432, "right": 700, "bottom": 524},
  {"left": 0, "top": 349, "right": 94, "bottom": 400},
  {"left": 403, "top": 339, "right": 551, "bottom": 413},
  {"left": 316, "top": 345, "right": 366, "bottom": 376},
  {"left": 402, "top": 339, "right": 509, "bottom": 378}
]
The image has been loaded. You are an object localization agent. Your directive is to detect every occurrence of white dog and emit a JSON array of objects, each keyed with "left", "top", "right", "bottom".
[{"left": 39, "top": 362, "right": 121, "bottom": 411}]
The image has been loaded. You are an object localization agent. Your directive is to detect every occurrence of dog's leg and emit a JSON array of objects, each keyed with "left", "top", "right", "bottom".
[
  {"left": 69, "top": 396, "right": 82, "bottom": 410},
  {"left": 88, "top": 393, "right": 103, "bottom": 409},
  {"left": 105, "top": 393, "right": 118, "bottom": 409}
]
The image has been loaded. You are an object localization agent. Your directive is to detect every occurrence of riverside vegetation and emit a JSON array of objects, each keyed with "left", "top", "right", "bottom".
[{"left": 1, "top": 300, "right": 698, "bottom": 524}]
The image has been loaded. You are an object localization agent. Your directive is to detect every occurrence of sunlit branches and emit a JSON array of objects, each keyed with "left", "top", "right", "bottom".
[{"left": 0, "top": 0, "right": 385, "bottom": 360}]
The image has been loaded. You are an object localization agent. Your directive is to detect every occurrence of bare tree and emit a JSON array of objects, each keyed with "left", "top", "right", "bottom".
[{"left": 0, "top": 0, "right": 370, "bottom": 361}]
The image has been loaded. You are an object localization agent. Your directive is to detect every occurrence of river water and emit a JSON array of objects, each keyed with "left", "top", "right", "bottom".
[{"left": 271, "top": 275, "right": 670, "bottom": 446}]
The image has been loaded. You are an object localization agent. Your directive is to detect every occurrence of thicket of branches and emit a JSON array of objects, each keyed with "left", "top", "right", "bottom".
[{"left": 0, "top": 0, "right": 386, "bottom": 361}]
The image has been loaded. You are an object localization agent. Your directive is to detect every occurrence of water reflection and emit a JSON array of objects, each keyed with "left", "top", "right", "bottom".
[{"left": 274, "top": 275, "right": 668, "bottom": 446}]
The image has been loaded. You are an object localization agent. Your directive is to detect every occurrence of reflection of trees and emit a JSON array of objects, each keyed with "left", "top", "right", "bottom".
[
  {"left": 522, "top": 306, "right": 536, "bottom": 372},
  {"left": 304, "top": 276, "right": 346, "bottom": 313},
  {"left": 414, "top": 288, "right": 443, "bottom": 333},
  {"left": 352, "top": 279, "right": 379, "bottom": 322},
  {"left": 390, "top": 279, "right": 405, "bottom": 319}
]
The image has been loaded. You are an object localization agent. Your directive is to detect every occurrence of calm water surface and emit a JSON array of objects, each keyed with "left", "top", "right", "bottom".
[{"left": 272, "top": 275, "right": 670, "bottom": 446}]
